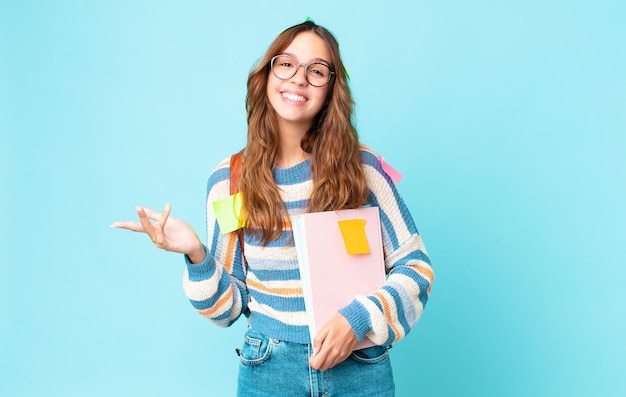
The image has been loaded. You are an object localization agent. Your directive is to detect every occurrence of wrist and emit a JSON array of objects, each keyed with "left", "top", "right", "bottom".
[{"left": 187, "top": 243, "right": 206, "bottom": 264}]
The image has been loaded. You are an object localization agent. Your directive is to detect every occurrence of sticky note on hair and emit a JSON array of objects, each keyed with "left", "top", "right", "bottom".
[
  {"left": 212, "top": 192, "right": 245, "bottom": 234},
  {"left": 337, "top": 219, "right": 370, "bottom": 255},
  {"left": 378, "top": 156, "right": 403, "bottom": 183}
]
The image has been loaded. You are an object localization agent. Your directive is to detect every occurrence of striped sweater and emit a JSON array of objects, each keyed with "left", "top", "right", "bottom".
[{"left": 183, "top": 147, "right": 433, "bottom": 346}]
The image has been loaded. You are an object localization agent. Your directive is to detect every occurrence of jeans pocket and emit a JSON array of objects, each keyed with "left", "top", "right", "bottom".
[
  {"left": 239, "top": 328, "right": 273, "bottom": 366},
  {"left": 349, "top": 345, "right": 389, "bottom": 364}
]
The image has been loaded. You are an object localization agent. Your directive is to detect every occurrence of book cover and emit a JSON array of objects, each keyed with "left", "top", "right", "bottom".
[{"left": 292, "top": 206, "right": 386, "bottom": 350}]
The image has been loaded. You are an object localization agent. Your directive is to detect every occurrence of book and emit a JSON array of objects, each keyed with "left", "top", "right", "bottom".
[{"left": 292, "top": 206, "right": 386, "bottom": 350}]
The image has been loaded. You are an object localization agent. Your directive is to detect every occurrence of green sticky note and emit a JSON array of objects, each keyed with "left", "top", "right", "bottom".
[
  {"left": 337, "top": 219, "right": 370, "bottom": 255},
  {"left": 212, "top": 192, "right": 245, "bottom": 234}
]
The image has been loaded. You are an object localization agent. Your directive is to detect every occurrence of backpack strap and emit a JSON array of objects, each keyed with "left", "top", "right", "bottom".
[{"left": 229, "top": 151, "right": 247, "bottom": 268}]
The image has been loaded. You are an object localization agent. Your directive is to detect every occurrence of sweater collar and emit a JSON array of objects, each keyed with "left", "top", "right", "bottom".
[{"left": 272, "top": 157, "right": 312, "bottom": 185}]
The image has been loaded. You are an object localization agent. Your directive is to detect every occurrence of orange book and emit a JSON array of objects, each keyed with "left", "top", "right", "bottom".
[{"left": 292, "top": 207, "right": 386, "bottom": 350}]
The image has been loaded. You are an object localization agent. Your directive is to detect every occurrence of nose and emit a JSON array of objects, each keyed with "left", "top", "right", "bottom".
[{"left": 291, "top": 64, "right": 308, "bottom": 85}]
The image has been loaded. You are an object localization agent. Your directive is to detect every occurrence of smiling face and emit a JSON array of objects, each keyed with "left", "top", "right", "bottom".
[{"left": 266, "top": 31, "right": 332, "bottom": 136}]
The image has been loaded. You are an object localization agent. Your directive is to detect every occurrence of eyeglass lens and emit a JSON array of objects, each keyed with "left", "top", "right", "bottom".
[{"left": 271, "top": 55, "right": 333, "bottom": 87}]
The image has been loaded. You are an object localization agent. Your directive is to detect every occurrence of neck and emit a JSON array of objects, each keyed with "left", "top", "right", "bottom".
[{"left": 276, "top": 122, "right": 311, "bottom": 168}]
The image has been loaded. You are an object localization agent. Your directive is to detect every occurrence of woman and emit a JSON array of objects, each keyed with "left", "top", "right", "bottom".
[{"left": 113, "top": 20, "right": 433, "bottom": 396}]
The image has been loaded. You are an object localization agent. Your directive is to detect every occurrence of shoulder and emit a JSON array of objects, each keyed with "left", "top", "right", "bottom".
[
  {"left": 359, "top": 144, "right": 380, "bottom": 165},
  {"left": 358, "top": 144, "right": 388, "bottom": 180},
  {"left": 358, "top": 145, "right": 403, "bottom": 206},
  {"left": 206, "top": 155, "right": 234, "bottom": 199},
  {"left": 207, "top": 156, "right": 232, "bottom": 185}
]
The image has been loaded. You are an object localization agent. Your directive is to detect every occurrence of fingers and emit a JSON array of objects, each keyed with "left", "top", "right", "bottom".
[
  {"left": 310, "top": 346, "right": 332, "bottom": 371},
  {"left": 113, "top": 205, "right": 172, "bottom": 249},
  {"left": 141, "top": 206, "right": 161, "bottom": 220},
  {"left": 160, "top": 204, "right": 172, "bottom": 224},
  {"left": 135, "top": 204, "right": 173, "bottom": 247},
  {"left": 310, "top": 344, "right": 347, "bottom": 372},
  {"left": 312, "top": 327, "right": 328, "bottom": 356},
  {"left": 110, "top": 206, "right": 161, "bottom": 233},
  {"left": 155, "top": 204, "right": 171, "bottom": 245},
  {"left": 136, "top": 207, "right": 155, "bottom": 239},
  {"left": 110, "top": 221, "right": 144, "bottom": 232},
  {"left": 310, "top": 329, "right": 329, "bottom": 370}
]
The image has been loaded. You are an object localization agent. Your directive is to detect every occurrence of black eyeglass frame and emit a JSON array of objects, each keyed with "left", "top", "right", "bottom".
[{"left": 270, "top": 55, "right": 336, "bottom": 87}]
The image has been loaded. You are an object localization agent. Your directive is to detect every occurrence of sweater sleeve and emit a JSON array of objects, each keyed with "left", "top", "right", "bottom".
[
  {"left": 338, "top": 148, "right": 434, "bottom": 346},
  {"left": 181, "top": 156, "right": 249, "bottom": 327}
]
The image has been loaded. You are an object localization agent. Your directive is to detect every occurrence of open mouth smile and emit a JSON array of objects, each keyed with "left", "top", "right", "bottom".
[{"left": 281, "top": 92, "right": 307, "bottom": 103}]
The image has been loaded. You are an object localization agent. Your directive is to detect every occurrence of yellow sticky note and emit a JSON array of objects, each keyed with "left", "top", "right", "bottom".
[
  {"left": 212, "top": 192, "right": 245, "bottom": 234},
  {"left": 337, "top": 219, "right": 370, "bottom": 255}
]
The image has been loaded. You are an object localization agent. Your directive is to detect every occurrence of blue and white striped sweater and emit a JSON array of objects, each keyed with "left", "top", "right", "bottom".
[{"left": 183, "top": 147, "right": 433, "bottom": 346}]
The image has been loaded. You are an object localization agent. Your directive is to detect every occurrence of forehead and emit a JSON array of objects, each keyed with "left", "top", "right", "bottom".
[{"left": 281, "top": 31, "right": 331, "bottom": 63}]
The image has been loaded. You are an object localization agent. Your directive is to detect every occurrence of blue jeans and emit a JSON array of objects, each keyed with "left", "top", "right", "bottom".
[{"left": 237, "top": 327, "right": 395, "bottom": 397}]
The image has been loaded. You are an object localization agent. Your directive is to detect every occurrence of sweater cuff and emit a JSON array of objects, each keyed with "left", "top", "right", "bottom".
[
  {"left": 184, "top": 245, "right": 217, "bottom": 281},
  {"left": 338, "top": 299, "right": 372, "bottom": 342}
]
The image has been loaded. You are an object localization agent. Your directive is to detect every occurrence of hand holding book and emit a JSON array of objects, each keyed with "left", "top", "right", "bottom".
[{"left": 309, "top": 312, "right": 358, "bottom": 371}]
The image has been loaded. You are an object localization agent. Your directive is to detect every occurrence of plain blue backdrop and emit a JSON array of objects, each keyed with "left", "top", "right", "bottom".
[{"left": 1, "top": 1, "right": 624, "bottom": 396}]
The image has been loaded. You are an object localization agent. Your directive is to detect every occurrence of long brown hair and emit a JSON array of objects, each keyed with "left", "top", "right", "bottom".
[{"left": 241, "top": 21, "right": 369, "bottom": 244}]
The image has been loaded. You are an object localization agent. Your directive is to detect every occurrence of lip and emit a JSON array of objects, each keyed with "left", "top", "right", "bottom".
[{"left": 279, "top": 90, "right": 308, "bottom": 105}]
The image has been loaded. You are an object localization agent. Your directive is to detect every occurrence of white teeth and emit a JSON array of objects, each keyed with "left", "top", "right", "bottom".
[{"left": 282, "top": 92, "right": 306, "bottom": 102}]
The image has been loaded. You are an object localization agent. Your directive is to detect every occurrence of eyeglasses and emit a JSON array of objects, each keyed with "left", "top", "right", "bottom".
[{"left": 270, "top": 54, "right": 335, "bottom": 87}]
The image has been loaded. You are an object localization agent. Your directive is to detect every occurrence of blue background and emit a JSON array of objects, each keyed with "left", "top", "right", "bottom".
[{"left": 1, "top": 1, "right": 624, "bottom": 396}]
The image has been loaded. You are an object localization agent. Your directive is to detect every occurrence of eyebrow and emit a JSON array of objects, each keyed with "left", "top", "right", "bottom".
[{"left": 280, "top": 52, "right": 331, "bottom": 66}]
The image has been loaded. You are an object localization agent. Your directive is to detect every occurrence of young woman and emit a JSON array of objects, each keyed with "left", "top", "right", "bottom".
[{"left": 113, "top": 20, "right": 433, "bottom": 396}]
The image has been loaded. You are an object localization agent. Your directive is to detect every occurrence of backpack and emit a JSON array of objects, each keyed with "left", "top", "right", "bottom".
[{"left": 229, "top": 151, "right": 247, "bottom": 268}]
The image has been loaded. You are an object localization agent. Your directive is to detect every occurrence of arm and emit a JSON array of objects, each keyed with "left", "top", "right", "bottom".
[
  {"left": 338, "top": 149, "right": 434, "bottom": 345},
  {"left": 310, "top": 149, "right": 433, "bottom": 370},
  {"left": 181, "top": 157, "right": 249, "bottom": 327}
]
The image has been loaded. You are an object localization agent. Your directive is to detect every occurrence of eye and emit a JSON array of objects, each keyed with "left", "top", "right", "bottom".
[
  {"left": 275, "top": 56, "right": 296, "bottom": 69},
  {"left": 309, "top": 64, "right": 328, "bottom": 77}
]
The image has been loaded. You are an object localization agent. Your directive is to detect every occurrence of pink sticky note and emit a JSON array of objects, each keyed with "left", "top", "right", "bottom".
[{"left": 378, "top": 156, "right": 403, "bottom": 183}]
